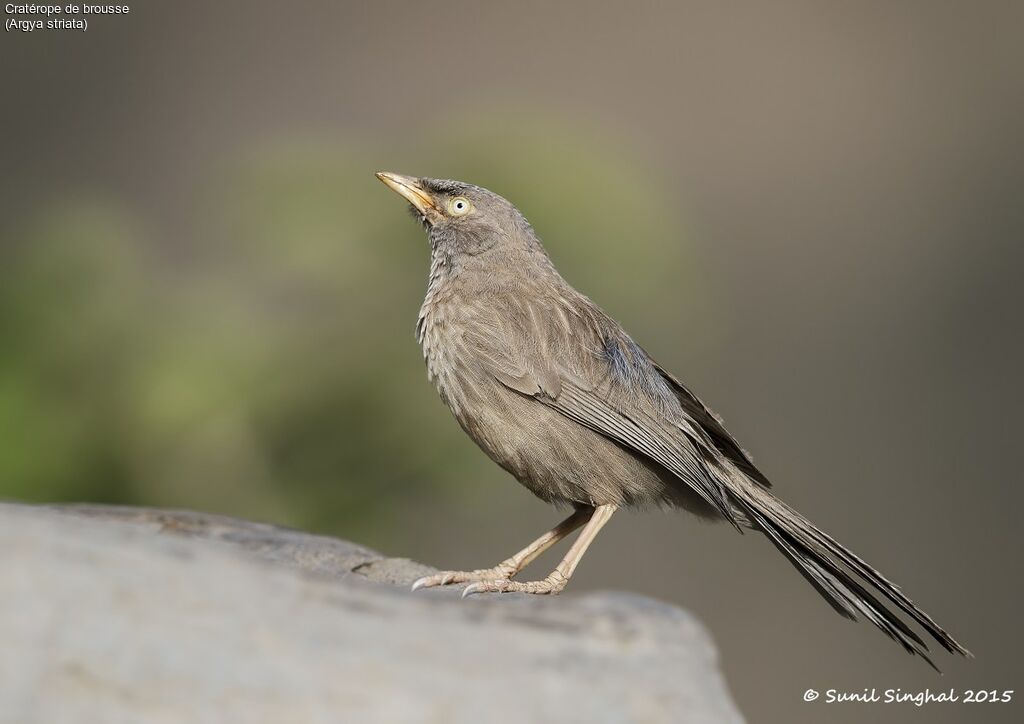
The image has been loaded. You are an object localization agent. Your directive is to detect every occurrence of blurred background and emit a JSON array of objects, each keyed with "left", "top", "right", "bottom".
[{"left": 2, "top": 1, "right": 1022, "bottom": 721}]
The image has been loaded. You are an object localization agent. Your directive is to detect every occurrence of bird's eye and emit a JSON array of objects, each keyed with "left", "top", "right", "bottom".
[{"left": 448, "top": 196, "right": 473, "bottom": 217}]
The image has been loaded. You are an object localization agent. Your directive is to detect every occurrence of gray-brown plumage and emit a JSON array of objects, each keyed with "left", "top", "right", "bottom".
[{"left": 376, "top": 171, "right": 970, "bottom": 669}]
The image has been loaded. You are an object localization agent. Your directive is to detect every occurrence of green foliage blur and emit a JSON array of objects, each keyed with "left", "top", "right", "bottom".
[{"left": 0, "top": 111, "right": 705, "bottom": 545}]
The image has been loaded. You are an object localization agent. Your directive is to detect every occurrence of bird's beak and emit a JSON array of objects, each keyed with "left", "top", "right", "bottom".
[{"left": 376, "top": 172, "right": 441, "bottom": 223}]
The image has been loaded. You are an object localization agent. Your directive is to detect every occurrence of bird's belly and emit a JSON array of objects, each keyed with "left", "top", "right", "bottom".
[{"left": 435, "top": 365, "right": 711, "bottom": 513}]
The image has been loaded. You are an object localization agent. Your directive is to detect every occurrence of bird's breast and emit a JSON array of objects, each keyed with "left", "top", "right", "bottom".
[{"left": 416, "top": 285, "right": 479, "bottom": 418}]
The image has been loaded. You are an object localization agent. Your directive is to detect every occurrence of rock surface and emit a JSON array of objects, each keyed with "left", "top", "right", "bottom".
[{"left": 0, "top": 503, "right": 743, "bottom": 723}]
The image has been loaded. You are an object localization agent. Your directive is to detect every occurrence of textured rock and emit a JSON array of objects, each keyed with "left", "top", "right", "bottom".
[{"left": 0, "top": 503, "right": 743, "bottom": 723}]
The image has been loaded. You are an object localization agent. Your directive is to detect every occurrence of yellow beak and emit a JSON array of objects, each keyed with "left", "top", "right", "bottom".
[{"left": 376, "top": 172, "right": 440, "bottom": 222}]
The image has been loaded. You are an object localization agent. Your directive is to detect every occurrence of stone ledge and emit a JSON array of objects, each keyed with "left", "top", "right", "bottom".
[{"left": 0, "top": 502, "right": 743, "bottom": 723}]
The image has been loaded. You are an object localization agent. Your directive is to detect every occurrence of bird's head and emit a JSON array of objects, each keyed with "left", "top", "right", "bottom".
[{"left": 376, "top": 172, "right": 539, "bottom": 258}]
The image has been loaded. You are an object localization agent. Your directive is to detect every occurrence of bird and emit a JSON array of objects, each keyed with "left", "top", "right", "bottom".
[{"left": 376, "top": 171, "right": 970, "bottom": 668}]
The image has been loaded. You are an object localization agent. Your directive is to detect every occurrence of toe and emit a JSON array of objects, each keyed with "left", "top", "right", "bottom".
[{"left": 410, "top": 566, "right": 520, "bottom": 592}]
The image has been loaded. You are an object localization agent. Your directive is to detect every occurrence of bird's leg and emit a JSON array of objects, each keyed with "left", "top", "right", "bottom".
[
  {"left": 462, "top": 504, "right": 617, "bottom": 597},
  {"left": 411, "top": 506, "right": 594, "bottom": 591}
]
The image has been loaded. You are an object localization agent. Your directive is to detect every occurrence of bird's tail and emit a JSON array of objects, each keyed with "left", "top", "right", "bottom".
[{"left": 727, "top": 476, "right": 971, "bottom": 670}]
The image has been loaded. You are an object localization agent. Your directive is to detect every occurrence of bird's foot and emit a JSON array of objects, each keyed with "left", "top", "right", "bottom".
[
  {"left": 461, "top": 571, "right": 568, "bottom": 598},
  {"left": 411, "top": 563, "right": 517, "bottom": 592}
]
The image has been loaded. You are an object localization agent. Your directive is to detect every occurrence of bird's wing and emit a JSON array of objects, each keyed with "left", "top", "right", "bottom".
[{"left": 465, "top": 291, "right": 742, "bottom": 525}]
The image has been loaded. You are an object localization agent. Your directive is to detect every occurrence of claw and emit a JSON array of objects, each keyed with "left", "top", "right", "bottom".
[
  {"left": 462, "top": 579, "right": 514, "bottom": 598},
  {"left": 462, "top": 582, "right": 483, "bottom": 598},
  {"left": 411, "top": 571, "right": 459, "bottom": 592},
  {"left": 464, "top": 581, "right": 495, "bottom": 602}
]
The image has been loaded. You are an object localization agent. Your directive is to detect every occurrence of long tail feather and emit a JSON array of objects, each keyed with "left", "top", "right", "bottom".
[{"left": 728, "top": 477, "right": 971, "bottom": 668}]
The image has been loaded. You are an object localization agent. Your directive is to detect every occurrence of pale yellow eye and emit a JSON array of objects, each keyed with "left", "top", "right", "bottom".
[{"left": 447, "top": 196, "right": 473, "bottom": 217}]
